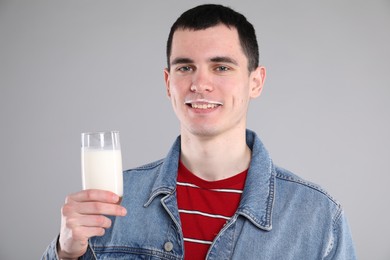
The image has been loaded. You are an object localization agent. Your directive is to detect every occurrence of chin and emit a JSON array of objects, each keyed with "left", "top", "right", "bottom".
[{"left": 185, "top": 125, "right": 222, "bottom": 138}]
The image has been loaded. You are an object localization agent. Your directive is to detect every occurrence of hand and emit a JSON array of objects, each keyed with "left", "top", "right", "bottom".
[{"left": 57, "top": 189, "right": 127, "bottom": 259}]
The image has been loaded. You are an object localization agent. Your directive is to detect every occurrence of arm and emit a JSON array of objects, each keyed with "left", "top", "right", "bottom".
[{"left": 324, "top": 210, "right": 357, "bottom": 259}]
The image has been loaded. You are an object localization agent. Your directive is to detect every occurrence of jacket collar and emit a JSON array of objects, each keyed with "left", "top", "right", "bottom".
[
  {"left": 144, "top": 137, "right": 180, "bottom": 206},
  {"left": 236, "top": 129, "right": 275, "bottom": 231},
  {"left": 145, "top": 129, "right": 275, "bottom": 231}
]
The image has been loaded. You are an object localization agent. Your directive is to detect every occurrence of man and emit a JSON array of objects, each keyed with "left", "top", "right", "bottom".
[{"left": 43, "top": 4, "right": 356, "bottom": 259}]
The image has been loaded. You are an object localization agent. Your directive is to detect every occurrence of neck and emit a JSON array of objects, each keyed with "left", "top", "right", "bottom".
[{"left": 180, "top": 128, "right": 251, "bottom": 181}]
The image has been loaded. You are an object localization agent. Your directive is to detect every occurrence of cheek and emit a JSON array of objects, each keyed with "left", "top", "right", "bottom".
[
  {"left": 169, "top": 84, "right": 183, "bottom": 100},
  {"left": 169, "top": 77, "right": 189, "bottom": 94},
  {"left": 168, "top": 84, "right": 186, "bottom": 109},
  {"left": 223, "top": 80, "right": 251, "bottom": 103}
]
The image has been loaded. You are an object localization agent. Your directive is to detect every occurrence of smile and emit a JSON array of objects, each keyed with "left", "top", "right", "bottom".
[{"left": 184, "top": 99, "right": 223, "bottom": 109}]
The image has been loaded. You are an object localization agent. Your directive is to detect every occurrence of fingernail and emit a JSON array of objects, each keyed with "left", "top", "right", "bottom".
[
  {"left": 122, "top": 207, "right": 127, "bottom": 216},
  {"left": 112, "top": 194, "right": 119, "bottom": 202}
]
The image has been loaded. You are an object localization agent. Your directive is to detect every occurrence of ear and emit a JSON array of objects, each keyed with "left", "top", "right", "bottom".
[
  {"left": 249, "top": 66, "right": 266, "bottom": 99},
  {"left": 164, "top": 68, "right": 171, "bottom": 97}
]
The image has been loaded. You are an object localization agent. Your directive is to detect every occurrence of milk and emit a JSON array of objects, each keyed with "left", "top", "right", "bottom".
[{"left": 81, "top": 148, "right": 123, "bottom": 197}]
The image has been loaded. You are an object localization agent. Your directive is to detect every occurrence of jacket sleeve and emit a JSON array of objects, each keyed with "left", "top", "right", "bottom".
[
  {"left": 41, "top": 236, "right": 60, "bottom": 260},
  {"left": 324, "top": 210, "right": 357, "bottom": 259},
  {"left": 41, "top": 235, "right": 97, "bottom": 260}
]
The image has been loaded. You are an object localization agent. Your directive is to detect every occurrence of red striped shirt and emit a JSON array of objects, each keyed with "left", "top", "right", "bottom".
[{"left": 176, "top": 162, "right": 247, "bottom": 259}]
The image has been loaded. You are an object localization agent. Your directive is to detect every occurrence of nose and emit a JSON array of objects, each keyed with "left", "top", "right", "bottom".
[{"left": 190, "top": 70, "right": 213, "bottom": 93}]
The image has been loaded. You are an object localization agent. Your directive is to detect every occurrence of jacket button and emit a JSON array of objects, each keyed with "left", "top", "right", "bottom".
[{"left": 164, "top": 241, "right": 174, "bottom": 252}]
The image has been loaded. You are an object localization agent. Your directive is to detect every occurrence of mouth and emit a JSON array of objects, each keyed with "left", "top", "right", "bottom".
[{"left": 184, "top": 99, "right": 223, "bottom": 109}]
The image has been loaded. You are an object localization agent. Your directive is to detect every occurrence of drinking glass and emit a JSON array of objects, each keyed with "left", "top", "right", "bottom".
[{"left": 81, "top": 131, "right": 123, "bottom": 201}]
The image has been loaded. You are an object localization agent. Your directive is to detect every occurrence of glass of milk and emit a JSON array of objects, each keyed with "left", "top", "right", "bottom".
[{"left": 81, "top": 131, "right": 123, "bottom": 202}]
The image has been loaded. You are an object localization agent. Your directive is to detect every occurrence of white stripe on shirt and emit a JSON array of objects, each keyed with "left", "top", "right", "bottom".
[
  {"left": 177, "top": 181, "right": 243, "bottom": 194},
  {"left": 183, "top": 237, "right": 213, "bottom": 245},
  {"left": 178, "top": 209, "right": 231, "bottom": 220}
]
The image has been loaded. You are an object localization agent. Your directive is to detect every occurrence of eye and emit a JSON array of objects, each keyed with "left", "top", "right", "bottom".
[
  {"left": 215, "top": 65, "right": 230, "bottom": 72},
  {"left": 177, "top": 66, "right": 193, "bottom": 72}
]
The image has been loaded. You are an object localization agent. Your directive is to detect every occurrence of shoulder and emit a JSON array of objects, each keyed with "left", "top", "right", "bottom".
[
  {"left": 271, "top": 166, "right": 355, "bottom": 258},
  {"left": 124, "top": 159, "right": 165, "bottom": 173},
  {"left": 122, "top": 159, "right": 166, "bottom": 183},
  {"left": 121, "top": 159, "right": 166, "bottom": 197},
  {"left": 274, "top": 165, "right": 341, "bottom": 209}
]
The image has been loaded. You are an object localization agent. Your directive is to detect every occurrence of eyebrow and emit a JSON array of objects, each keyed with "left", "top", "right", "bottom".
[
  {"left": 171, "top": 57, "right": 194, "bottom": 66},
  {"left": 170, "top": 56, "right": 239, "bottom": 66},
  {"left": 210, "top": 56, "right": 239, "bottom": 66}
]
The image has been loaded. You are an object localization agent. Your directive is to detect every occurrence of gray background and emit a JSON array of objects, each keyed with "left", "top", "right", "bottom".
[{"left": 0, "top": 0, "right": 389, "bottom": 259}]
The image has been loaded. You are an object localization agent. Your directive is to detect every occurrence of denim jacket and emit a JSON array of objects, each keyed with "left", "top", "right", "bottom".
[{"left": 43, "top": 130, "right": 356, "bottom": 259}]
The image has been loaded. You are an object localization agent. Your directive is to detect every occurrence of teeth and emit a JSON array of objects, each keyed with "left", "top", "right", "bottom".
[{"left": 191, "top": 103, "right": 219, "bottom": 109}]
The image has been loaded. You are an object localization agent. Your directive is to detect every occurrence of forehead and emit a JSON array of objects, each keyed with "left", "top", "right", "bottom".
[{"left": 170, "top": 24, "right": 246, "bottom": 62}]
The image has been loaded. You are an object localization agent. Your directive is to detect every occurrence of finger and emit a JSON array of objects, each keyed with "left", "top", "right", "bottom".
[
  {"left": 67, "top": 189, "right": 120, "bottom": 204},
  {"left": 69, "top": 225, "right": 106, "bottom": 241},
  {"left": 73, "top": 201, "right": 127, "bottom": 216},
  {"left": 68, "top": 215, "right": 112, "bottom": 229}
]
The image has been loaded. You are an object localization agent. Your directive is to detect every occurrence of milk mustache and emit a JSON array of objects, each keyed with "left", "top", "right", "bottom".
[{"left": 81, "top": 148, "right": 123, "bottom": 198}]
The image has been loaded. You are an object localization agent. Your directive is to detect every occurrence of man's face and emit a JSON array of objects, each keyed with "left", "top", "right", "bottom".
[{"left": 164, "top": 24, "right": 265, "bottom": 138}]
